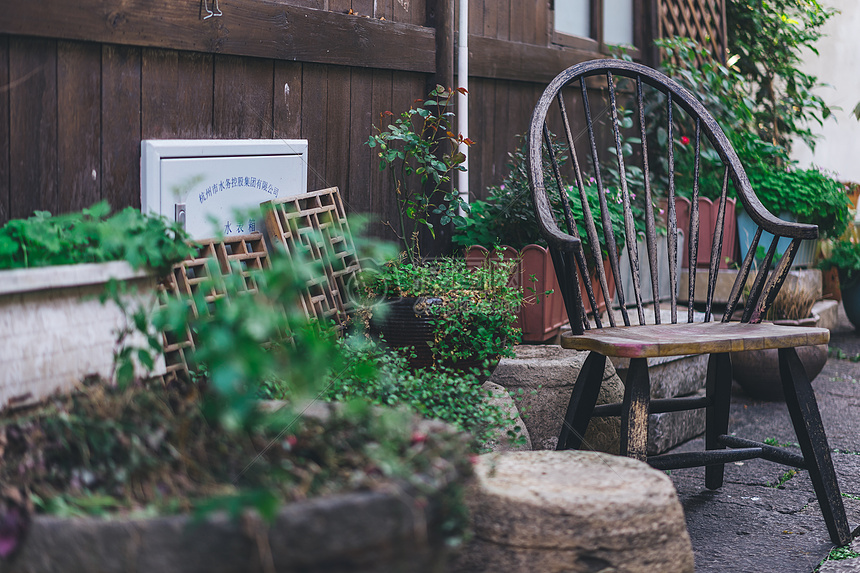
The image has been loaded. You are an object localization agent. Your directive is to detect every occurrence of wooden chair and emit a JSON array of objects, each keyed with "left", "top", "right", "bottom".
[{"left": 527, "top": 59, "right": 852, "bottom": 546}]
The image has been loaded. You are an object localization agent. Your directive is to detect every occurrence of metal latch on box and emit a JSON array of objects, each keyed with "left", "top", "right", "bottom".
[{"left": 175, "top": 203, "right": 186, "bottom": 230}]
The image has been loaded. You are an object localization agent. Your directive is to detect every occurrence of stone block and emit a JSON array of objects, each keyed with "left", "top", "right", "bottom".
[
  {"left": 813, "top": 299, "right": 839, "bottom": 332},
  {"left": 679, "top": 268, "right": 739, "bottom": 304},
  {"left": 481, "top": 381, "right": 532, "bottom": 452},
  {"left": 612, "top": 353, "right": 709, "bottom": 399},
  {"left": 648, "top": 390, "right": 706, "bottom": 455},
  {"left": 489, "top": 345, "right": 623, "bottom": 453},
  {"left": 450, "top": 450, "right": 694, "bottom": 573}
]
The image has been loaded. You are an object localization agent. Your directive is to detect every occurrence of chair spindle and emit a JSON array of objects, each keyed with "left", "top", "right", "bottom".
[
  {"left": 722, "top": 226, "right": 761, "bottom": 322},
  {"left": 581, "top": 77, "right": 630, "bottom": 326},
  {"left": 687, "top": 118, "right": 702, "bottom": 323},
  {"left": 666, "top": 93, "right": 678, "bottom": 324},
  {"left": 608, "top": 71, "right": 645, "bottom": 325},
  {"left": 741, "top": 234, "right": 780, "bottom": 323},
  {"left": 751, "top": 237, "right": 801, "bottom": 323},
  {"left": 557, "top": 93, "right": 615, "bottom": 327},
  {"left": 705, "top": 167, "right": 730, "bottom": 322},
  {"left": 637, "top": 76, "right": 661, "bottom": 324}
]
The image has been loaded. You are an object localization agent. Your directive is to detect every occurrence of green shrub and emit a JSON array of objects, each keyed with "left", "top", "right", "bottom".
[
  {"left": 369, "top": 254, "right": 523, "bottom": 366},
  {"left": 0, "top": 201, "right": 195, "bottom": 273},
  {"left": 319, "top": 338, "right": 524, "bottom": 449},
  {"left": 452, "top": 135, "right": 635, "bottom": 257},
  {"left": 820, "top": 239, "right": 860, "bottom": 288}
]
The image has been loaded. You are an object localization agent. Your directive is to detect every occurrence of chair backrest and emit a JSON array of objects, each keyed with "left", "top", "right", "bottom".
[{"left": 527, "top": 59, "right": 817, "bottom": 335}]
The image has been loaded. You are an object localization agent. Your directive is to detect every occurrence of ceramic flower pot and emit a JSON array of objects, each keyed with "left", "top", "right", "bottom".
[{"left": 730, "top": 316, "right": 828, "bottom": 401}]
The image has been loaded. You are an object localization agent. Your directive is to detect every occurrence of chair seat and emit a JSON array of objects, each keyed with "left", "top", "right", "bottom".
[{"left": 560, "top": 321, "right": 829, "bottom": 358}]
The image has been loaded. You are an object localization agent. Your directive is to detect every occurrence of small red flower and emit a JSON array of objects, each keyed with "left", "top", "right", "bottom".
[
  {"left": 469, "top": 454, "right": 480, "bottom": 465},
  {"left": 680, "top": 135, "right": 690, "bottom": 145},
  {"left": 411, "top": 431, "right": 427, "bottom": 444},
  {"left": 285, "top": 435, "right": 298, "bottom": 448}
]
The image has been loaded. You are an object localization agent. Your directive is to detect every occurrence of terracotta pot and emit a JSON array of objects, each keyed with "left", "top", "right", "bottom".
[
  {"left": 369, "top": 296, "right": 500, "bottom": 380},
  {"left": 730, "top": 316, "right": 828, "bottom": 401},
  {"left": 465, "top": 245, "right": 614, "bottom": 343},
  {"left": 671, "top": 196, "right": 738, "bottom": 269}
]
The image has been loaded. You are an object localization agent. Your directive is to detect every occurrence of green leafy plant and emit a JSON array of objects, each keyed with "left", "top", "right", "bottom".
[
  {"left": 316, "top": 338, "right": 525, "bottom": 449},
  {"left": 369, "top": 253, "right": 523, "bottom": 369},
  {"left": 745, "top": 165, "right": 851, "bottom": 238},
  {"left": 726, "top": 0, "right": 836, "bottom": 154},
  {"left": 820, "top": 239, "right": 860, "bottom": 288},
  {"left": 654, "top": 37, "right": 850, "bottom": 239},
  {"left": 768, "top": 468, "right": 798, "bottom": 488},
  {"left": 0, "top": 201, "right": 195, "bottom": 273},
  {"left": 452, "top": 134, "right": 635, "bottom": 259},
  {"left": 368, "top": 85, "right": 472, "bottom": 263}
]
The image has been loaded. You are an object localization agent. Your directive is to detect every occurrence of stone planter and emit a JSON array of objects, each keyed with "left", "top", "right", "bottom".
[
  {"left": 731, "top": 316, "right": 828, "bottom": 401},
  {"left": 466, "top": 245, "right": 614, "bottom": 343},
  {"left": 0, "top": 261, "right": 164, "bottom": 410},
  {"left": 1, "top": 483, "right": 458, "bottom": 573}
]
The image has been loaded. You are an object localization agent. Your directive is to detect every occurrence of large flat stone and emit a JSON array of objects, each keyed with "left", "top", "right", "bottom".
[
  {"left": 481, "top": 381, "right": 532, "bottom": 452},
  {"left": 451, "top": 450, "right": 694, "bottom": 573}
]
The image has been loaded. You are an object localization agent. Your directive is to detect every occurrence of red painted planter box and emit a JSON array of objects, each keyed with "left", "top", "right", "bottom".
[
  {"left": 466, "top": 245, "right": 614, "bottom": 343},
  {"left": 673, "top": 196, "right": 738, "bottom": 269}
]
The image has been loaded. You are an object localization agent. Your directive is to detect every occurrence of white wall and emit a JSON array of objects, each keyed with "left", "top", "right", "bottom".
[{"left": 790, "top": 0, "right": 860, "bottom": 184}]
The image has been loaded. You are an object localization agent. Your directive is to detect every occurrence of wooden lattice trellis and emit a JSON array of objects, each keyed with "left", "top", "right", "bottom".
[
  {"left": 658, "top": 0, "right": 727, "bottom": 65},
  {"left": 159, "top": 233, "right": 271, "bottom": 381},
  {"left": 262, "top": 187, "right": 361, "bottom": 328},
  {"left": 158, "top": 187, "right": 361, "bottom": 382}
]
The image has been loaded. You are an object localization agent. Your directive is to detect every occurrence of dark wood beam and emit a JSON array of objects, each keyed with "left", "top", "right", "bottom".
[
  {"left": 468, "top": 35, "right": 598, "bottom": 84},
  {"left": 0, "top": 0, "right": 436, "bottom": 73}
]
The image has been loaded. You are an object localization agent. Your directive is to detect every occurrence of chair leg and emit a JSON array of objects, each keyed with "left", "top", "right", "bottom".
[
  {"left": 620, "top": 357, "right": 650, "bottom": 461},
  {"left": 705, "top": 352, "right": 732, "bottom": 489},
  {"left": 779, "top": 347, "right": 852, "bottom": 546},
  {"left": 557, "top": 351, "right": 606, "bottom": 451}
]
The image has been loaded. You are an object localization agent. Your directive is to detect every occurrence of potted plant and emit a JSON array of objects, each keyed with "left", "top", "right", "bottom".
[
  {"left": 730, "top": 274, "right": 828, "bottom": 400},
  {"left": 453, "top": 135, "right": 631, "bottom": 341},
  {"left": 0, "top": 202, "right": 195, "bottom": 409},
  {"left": 736, "top": 164, "right": 852, "bottom": 268},
  {"left": 365, "top": 87, "right": 521, "bottom": 376},
  {"left": 820, "top": 234, "right": 860, "bottom": 331}
]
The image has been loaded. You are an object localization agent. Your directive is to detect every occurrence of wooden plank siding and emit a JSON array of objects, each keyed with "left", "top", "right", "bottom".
[{"left": 0, "top": 0, "right": 677, "bottom": 252}]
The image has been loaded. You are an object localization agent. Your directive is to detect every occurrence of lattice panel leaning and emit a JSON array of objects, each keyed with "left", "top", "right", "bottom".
[
  {"left": 158, "top": 233, "right": 271, "bottom": 382},
  {"left": 658, "top": 0, "right": 727, "bottom": 65},
  {"left": 262, "top": 187, "right": 361, "bottom": 328}
]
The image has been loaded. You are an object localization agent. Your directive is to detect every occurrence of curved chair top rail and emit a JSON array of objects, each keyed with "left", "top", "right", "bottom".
[{"left": 527, "top": 59, "right": 817, "bottom": 334}]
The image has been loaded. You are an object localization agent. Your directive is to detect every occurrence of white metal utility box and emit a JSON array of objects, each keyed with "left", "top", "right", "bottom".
[{"left": 141, "top": 139, "right": 308, "bottom": 239}]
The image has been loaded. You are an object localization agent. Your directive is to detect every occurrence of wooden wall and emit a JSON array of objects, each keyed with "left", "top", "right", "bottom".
[
  {"left": 463, "top": 0, "right": 659, "bottom": 203},
  {"left": 0, "top": 0, "right": 433, "bottom": 241},
  {"left": 0, "top": 0, "right": 673, "bottom": 248}
]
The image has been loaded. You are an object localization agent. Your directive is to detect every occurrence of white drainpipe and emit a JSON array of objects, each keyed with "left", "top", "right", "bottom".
[{"left": 457, "top": 0, "right": 469, "bottom": 213}]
